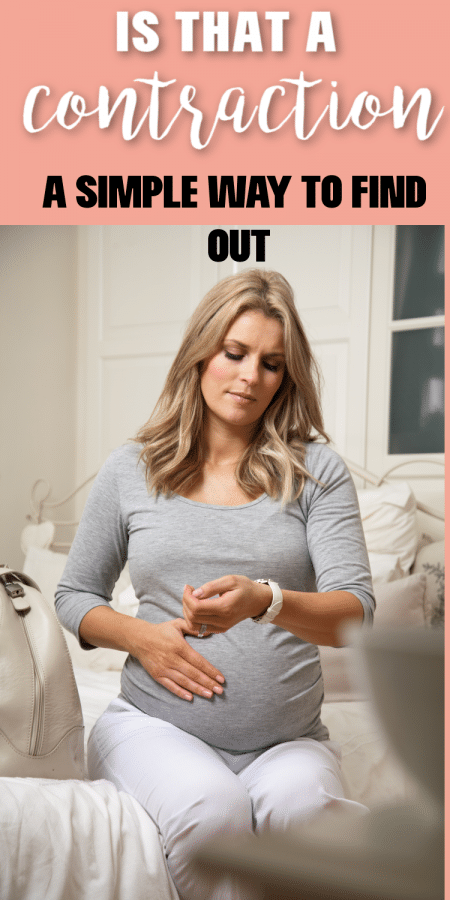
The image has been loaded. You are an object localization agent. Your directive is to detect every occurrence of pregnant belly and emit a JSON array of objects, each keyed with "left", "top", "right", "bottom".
[{"left": 121, "top": 624, "right": 327, "bottom": 752}]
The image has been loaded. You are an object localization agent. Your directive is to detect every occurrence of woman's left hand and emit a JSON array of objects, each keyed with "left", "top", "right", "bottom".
[{"left": 182, "top": 576, "right": 272, "bottom": 635}]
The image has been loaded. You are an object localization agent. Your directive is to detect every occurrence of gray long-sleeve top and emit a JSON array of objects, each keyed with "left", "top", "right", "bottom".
[{"left": 55, "top": 442, "right": 374, "bottom": 753}]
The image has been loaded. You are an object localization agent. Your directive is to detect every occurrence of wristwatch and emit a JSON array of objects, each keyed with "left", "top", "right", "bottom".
[{"left": 252, "top": 579, "right": 283, "bottom": 624}]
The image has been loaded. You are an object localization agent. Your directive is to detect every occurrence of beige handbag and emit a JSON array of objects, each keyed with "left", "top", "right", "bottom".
[{"left": 0, "top": 566, "right": 85, "bottom": 779}]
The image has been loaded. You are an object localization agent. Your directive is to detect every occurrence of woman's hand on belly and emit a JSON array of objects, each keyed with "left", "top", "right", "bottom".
[
  {"left": 129, "top": 617, "right": 226, "bottom": 702},
  {"left": 183, "top": 577, "right": 271, "bottom": 634}
]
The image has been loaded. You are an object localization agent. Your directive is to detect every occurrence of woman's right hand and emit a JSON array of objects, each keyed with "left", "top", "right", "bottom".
[{"left": 131, "top": 618, "right": 225, "bottom": 702}]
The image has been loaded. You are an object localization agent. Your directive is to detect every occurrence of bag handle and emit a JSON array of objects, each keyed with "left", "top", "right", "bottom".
[{"left": 0, "top": 568, "right": 40, "bottom": 613}]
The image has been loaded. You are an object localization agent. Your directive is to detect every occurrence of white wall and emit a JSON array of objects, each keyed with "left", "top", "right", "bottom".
[{"left": 0, "top": 226, "right": 78, "bottom": 569}]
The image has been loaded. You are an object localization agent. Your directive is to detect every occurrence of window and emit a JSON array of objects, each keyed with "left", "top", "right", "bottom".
[{"left": 388, "top": 226, "right": 445, "bottom": 454}]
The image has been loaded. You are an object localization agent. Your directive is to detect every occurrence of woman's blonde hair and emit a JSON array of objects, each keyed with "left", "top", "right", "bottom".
[{"left": 135, "top": 269, "right": 329, "bottom": 504}]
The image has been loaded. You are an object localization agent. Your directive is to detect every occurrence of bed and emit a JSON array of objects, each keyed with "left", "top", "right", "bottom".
[{"left": 0, "top": 459, "right": 444, "bottom": 900}]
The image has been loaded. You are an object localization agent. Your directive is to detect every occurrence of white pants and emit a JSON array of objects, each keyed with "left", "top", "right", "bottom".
[{"left": 88, "top": 697, "right": 367, "bottom": 900}]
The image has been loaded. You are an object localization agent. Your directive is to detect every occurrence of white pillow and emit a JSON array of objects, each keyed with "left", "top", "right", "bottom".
[
  {"left": 412, "top": 540, "right": 445, "bottom": 627},
  {"left": 368, "top": 552, "right": 403, "bottom": 586},
  {"left": 23, "top": 545, "right": 67, "bottom": 604},
  {"left": 21, "top": 520, "right": 55, "bottom": 554},
  {"left": 23, "top": 546, "right": 135, "bottom": 672},
  {"left": 357, "top": 482, "right": 418, "bottom": 575}
]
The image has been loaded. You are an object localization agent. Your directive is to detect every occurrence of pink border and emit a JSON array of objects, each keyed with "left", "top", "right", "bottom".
[{"left": 2, "top": 0, "right": 448, "bottom": 223}]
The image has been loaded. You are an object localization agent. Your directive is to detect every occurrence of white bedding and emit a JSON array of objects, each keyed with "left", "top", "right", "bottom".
[
  {"left": 0, "top": 663, "right": 421, "bottom": 900},
  {"left": 74, "top": 666, "right": 121, "bottom": 748},
  {"left": 0, "top": 777, "right": 178, "bottom": 900},
  {"left": 0, "top": 668, "right": 178, "bottom": 900}
]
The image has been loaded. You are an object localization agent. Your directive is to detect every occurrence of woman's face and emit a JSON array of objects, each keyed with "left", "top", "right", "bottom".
[{"left": 200, "top": 309, "right": 286, "bottom": 436}]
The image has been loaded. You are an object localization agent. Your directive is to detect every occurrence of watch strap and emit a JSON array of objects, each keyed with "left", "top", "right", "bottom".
[{"left": 253, "top": 579, "right": 283, "bottom": 624}]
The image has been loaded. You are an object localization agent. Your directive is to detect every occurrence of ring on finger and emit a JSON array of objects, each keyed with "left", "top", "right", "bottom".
[{"left": 198, "top": 624, "right": 208, "bottom": 636}]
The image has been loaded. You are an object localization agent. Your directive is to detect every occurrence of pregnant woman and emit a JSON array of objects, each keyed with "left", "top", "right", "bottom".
[{"left": 56, "top": 269, "right": 374, "bottom": 900}]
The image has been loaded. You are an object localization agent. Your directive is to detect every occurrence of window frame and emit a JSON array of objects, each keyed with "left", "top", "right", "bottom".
[{"left": 366, "top": 226, "right": 445, "bottom": 480}]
